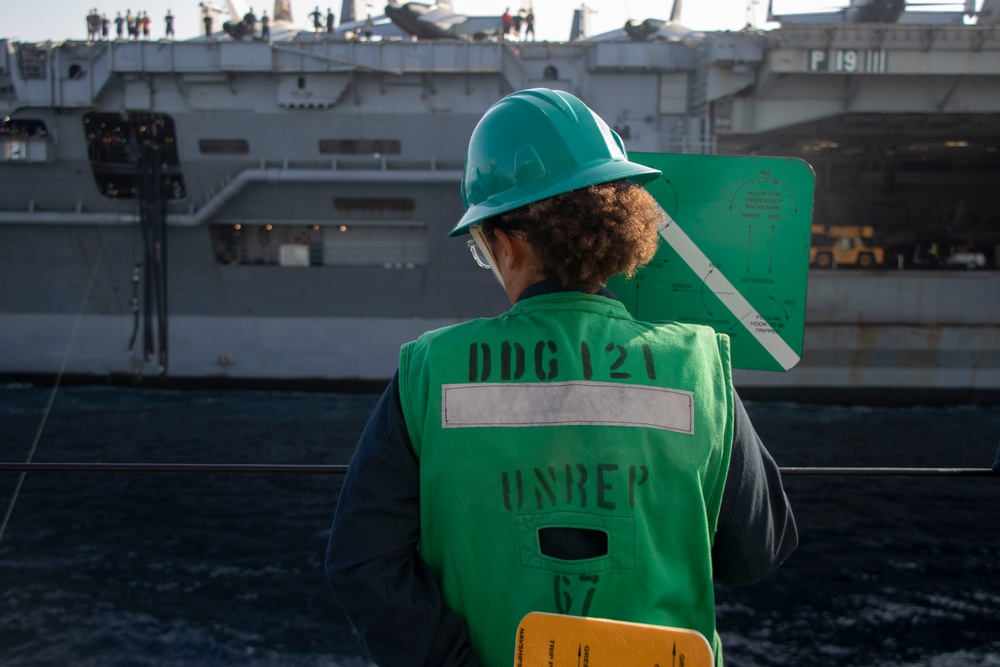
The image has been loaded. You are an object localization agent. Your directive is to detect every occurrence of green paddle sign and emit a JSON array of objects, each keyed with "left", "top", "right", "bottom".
[{"left": 608, "top": 153, "right": 815, "bottom": 372}]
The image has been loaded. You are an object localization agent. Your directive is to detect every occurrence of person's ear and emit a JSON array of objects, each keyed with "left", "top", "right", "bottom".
[{"left": 492, "top": 228, "right": 519, "bottom": 270}]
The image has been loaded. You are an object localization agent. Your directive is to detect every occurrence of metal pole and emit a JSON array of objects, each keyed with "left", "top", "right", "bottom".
[
  {"left": 779, "top": 466, "right": 998, "bottom": 477},
  {"left": 0, "top": 462, "right": 997, "bottom": 477},
  {"left": 0, "top": 462, "right": 349, "bottom": 474}
]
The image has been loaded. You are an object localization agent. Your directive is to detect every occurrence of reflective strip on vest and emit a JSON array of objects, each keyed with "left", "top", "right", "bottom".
[{"left": 442, "top": 381, "right": 694, "bottom": 434}]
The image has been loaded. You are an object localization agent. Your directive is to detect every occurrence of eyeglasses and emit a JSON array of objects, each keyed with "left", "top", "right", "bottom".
[
  {"left": 467, "top": 238, "right": 493, "bottom": 269},
  {"left": 467, "top": 226, "right": 531, "bottom": 271},
  {"left": 466, "top": 226, "right": 532, "bottom": 289},
  {"left": 467, "top": 225, "right": 498, "bottom": 270}
]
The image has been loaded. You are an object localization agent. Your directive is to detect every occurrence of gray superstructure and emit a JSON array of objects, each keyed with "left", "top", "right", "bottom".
[{"left": 1, "top": 3, "right": 998, "bottom": 399}]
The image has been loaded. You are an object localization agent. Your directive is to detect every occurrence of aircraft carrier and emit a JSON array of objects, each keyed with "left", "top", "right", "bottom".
[{"left": 1, "top": 0, "right": 997, "bottom": 401}]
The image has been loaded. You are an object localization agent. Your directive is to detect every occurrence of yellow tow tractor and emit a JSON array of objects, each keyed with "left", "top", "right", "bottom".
[{"left": 810, "top": 224, "right": 885, "bottom": 269}]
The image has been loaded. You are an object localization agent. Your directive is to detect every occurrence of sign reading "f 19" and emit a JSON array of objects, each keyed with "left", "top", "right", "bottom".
[{"left": 808, "top": 49, "right": 888, "bottom": 73}]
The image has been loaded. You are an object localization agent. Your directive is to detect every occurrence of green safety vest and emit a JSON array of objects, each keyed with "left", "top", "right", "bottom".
[{"left": 398, "top": 292, "right": 734, "bottom": 667}]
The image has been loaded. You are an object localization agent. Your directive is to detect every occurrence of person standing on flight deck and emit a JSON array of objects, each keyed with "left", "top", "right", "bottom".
[
  {"left": 243, "top": 7, "right": 257, "bottom": 38},
  {"left": 310, "top": 6, "right": 322, "bottom": 36},
  {"left": 326, "top": 88, "right": 797, "bottom": 667},
  {"left": 260, "top": 11, "right": 270, "bottom": 41}
]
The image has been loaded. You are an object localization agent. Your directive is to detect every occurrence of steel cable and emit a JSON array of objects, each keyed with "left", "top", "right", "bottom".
[{"left": 0, "top": 226, "right": 113, "bottom": 542}]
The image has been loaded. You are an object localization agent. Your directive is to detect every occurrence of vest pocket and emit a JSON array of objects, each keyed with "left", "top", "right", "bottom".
[
  {"left": 515, "top": 511, "right": 635, "bottom": 573},
  {"left": 538, "top": 527, "right": 608, "bottom": 560}
]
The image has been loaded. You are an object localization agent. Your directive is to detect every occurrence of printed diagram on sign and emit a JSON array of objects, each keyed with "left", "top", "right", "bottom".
[
  {"left": 730, "top": 174, "right": 803, "bottom": 275},
  {"left": 608, "top": 154, "right": 815, "bottom": 372}
]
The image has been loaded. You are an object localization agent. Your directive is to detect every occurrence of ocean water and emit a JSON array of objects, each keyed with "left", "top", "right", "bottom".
[{"left": 1, "top": 385, "right": 998, "bottom": 667}]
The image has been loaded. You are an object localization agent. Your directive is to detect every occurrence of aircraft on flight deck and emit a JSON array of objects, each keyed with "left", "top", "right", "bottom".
[
  {"left": 766, "top": 0, "right": 998, "bottom": 25},
  {"left": 197, "top": 0, "right": 315, "bottom": 40},
  {"left": 382, "top": 0, "right": 505, "bottom": 40},
  {"left": 621, "top": 0, "right": 703, "bottom": 42}
]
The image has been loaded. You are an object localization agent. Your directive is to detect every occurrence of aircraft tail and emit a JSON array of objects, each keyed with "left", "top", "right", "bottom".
[
  {"left": 337, "top": 0, "right": 392, "bottom": 23},
  {"left": 978, "top": 0, "right": 1000, "bottom": 23},
  {"left": 569, "top": 7, "right": 585, "bottom": 41},
  {"left": 670, "top": 0, "right": 682, "bottom": 23},
  {"left": 224, "top": 0, "right": 247, "bottom": 20},
  {"left": 339, "top": 0, "right": 354, "bottom": 23}
]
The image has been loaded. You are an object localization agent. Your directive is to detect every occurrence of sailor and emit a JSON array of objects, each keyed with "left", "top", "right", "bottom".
[
  {"left": 164, "top": 9, "right": 175, "bottom": 38},
  {"left": 524, "top": 8, "right": 534, "bottom": 40},
  {"left": 115, "top": 11, "right": 124, "bottom": 38},
  {"left": 243, "top": 7, "right": 257, "bottom": 37},
  {"left": 310, "top": 6, "right": 322, "bottom": 35},
  {"left": 326, "top": 7, "right": 335, "bottom": 35},
  {"left": 203, "top": 8, "right": 213, "bottom": 38},
  {"left": 260, "top": 11, "right": 270, "bottom": 41},
  {"left": 326, "top": 89, "right": 798, "bottom": 667},
  {"left": 86, "top": 8, "right": 99, "bottom": 41}
]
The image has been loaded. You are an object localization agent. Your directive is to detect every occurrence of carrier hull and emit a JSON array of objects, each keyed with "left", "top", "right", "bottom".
[{"left": 1, "top": 32, "right": 997, "bottom": 399}]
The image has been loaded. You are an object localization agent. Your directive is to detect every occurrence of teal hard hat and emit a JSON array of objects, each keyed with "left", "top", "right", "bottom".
[{"left": 449, "top": 88, "right": 662, "bottom": 237}]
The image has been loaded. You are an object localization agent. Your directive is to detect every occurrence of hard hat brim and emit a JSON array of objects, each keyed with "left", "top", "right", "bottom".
[{"left": 449, "top": 159, "right": 661, "bottom": 238}]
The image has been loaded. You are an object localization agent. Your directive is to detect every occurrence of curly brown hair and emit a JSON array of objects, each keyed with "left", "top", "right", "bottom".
[{"left": 485, "top": 181, "right": 664, "bottom": 293}]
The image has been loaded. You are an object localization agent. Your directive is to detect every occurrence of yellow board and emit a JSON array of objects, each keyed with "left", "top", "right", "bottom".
[{"left": 513, "top": 612, "right": 713, "bottom": 667}]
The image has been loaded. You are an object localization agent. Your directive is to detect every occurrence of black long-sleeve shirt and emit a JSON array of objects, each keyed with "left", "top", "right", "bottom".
[{"left": 326, "top": 285, "right": 797, "bottom": 667}]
